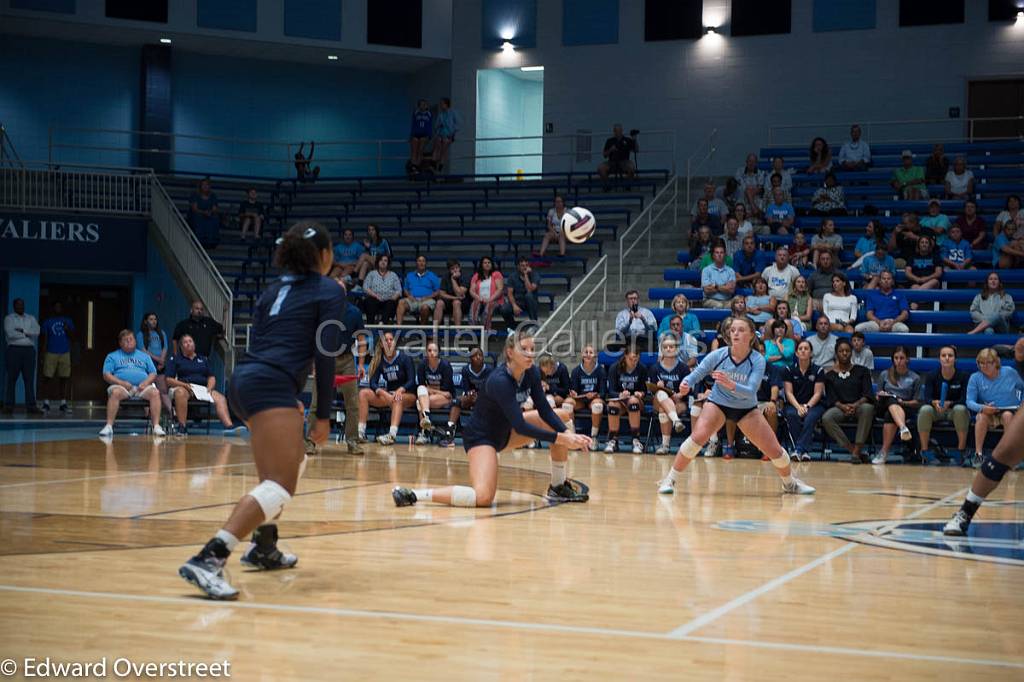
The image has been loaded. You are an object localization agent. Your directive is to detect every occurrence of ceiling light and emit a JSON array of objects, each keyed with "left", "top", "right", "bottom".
[
  {"left": 520, "top": 66, "right": 544, "bottom": 72},
  {"left": 327, "top": 54, "right": 339, "bottom": 60},
  {"left": 499, "top": 26, "right": 515, "bottom": 41},
  {"left": 704, "top": 26, "right": 717, "bottom": 34},
  {"left": 159, "top": 37, "right": 172, "bottom": 44},
  {"left": 500, "top": 41, "right": 514, "bottom": 52}
]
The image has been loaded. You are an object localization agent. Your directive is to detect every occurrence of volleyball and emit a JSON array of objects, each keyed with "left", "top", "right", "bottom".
[{"left": 561, "top": 206, "right": 597, "bottom": 244}]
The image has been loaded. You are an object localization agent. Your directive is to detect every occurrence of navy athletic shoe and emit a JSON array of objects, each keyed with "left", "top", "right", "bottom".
[
  {"left": 178, "top": 539, "right": 238, "bottom": 600},
  {"left": 239, "top": 524, "right": 297, "bottom": 570},
  {"left": 392, "top": 487, "right": 417, "bottom": 507},
  {"left": 546, "top": 480, "right": 589, "bottom": 503}
]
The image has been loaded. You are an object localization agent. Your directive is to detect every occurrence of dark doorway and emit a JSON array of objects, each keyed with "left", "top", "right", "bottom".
[
  {"left": 968, "top": 78, "right": 1024, "bottom": 139},
  {"left": 39, "top": 283, "right": 131, "bottom": 403}
]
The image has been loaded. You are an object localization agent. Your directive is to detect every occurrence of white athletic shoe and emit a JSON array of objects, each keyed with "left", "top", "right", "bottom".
[
  {"left": 153, "top": 424, "right": 167, "bottom": 437},
  {"left": 632, "top": 439, "right": 644, "bottom": 454},
  {"left": 419, "top": 415, "right": 432, "bottom": 431},
  {"left": 782, "top": 477, "right": 816, "bottom": 495},
  {"left": 899, "top": 426, "right": 912, "bottom": 442},
  {"left": 414, "top": 431, "right": 430, "bottom": 445},
  {"left": 871, "top": 452, "right": 888, "bottom": 465},
  {"left": 943, "top": 510, "right": 971, "bottom": 536},
  {"left": 178, "top": 556, "right": 239, "bottom": 600},
  {"left": 98, "top": 424, "right": 113, "bottom": 438},
  {"left": 604, "top": 439, "right": 617, "bottom": 453},
  {"left": 655, "top": 444, "right": 671, "bottom": 455},
  {"left": 657, "top": 478, "right": 675, "bottom": 495},
  {"left": 526, "top": 440, "right": 537, "bottom": 449},
  {"left": 672, "top": 419, "right": 685, "bottom": 433},
  {"left": 377, "top": 433, "right": 396, "bottom": 445},
  {"left": 588, "top": 439, "right": 599, "bottom": 452}
]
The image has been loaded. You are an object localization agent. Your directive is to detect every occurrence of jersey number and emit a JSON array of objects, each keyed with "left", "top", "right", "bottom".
[{"left": 269, "top": 285, "right": 292, "bottom": 317}]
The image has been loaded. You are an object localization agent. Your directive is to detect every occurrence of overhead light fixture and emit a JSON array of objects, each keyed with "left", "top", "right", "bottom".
[
  {"left": 520, "top": 66, "right": 544, "bottom": 72},
  {"left": 159, "top": 37, "right": 172, "bottom": 44},
  {"left": 499, "top": 26, "right": 516, "bottom": 41},
  {"left": 327, "top": 54, "right": 339, "bottom": 60},
  {"left": 704, "top": 26, "right": 717, "bottom": 34},
  {"left": 500, "top": 41, "right": 514, "bottom": 52}
]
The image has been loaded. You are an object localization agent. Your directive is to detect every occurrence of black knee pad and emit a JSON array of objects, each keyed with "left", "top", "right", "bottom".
[
  {"left": 608, "top": 404, "right": 621, "bottom": 416},
  {"left": 980, "top": 453, "right": 1010, "bottom": 483},
  {"left": 627, "top": 401, "right": 640, "bottom": 413}
]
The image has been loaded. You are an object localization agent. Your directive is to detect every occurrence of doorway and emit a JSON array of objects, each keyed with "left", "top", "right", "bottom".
[
  {"left": 475, "top": 66, "right": 544, "bottom": 176},
  {"left": 967, "top": 78, "right": 1024, "bottom": 139}
]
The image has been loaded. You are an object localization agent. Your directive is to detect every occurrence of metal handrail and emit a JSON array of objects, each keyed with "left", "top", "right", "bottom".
[
  {"left": 616, "top": 176, "right": 679, "bottom": 291},
  {"left": 535, "top": 254, "right": 608, "bottom": 356},
  {"left": 767, "top": 115, "right": 1024, "bottom": 146},
  {"left": 684, "top": 128, "right": 717, "bottom": 209},
  {"left": 0, "top": 162, "right": 153, "bottom": 215},
  {"left": 0, "top": 124, "right": 23, "bottom": 169}
]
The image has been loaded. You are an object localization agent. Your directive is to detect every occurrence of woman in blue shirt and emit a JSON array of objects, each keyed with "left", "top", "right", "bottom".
[
  {"left": 657, "top": 317, "right": 815, "bottom": 496},
  {"left": 657, "top": 294, "right": 701, "bottom": 338},
  {"left": 966, "top": 348, "right": 1024, "bottom": 465},
  {"left": 137, "top": 312, "right": 171, "bottom": 415},
  {"left": 355, "top": 223, "right": 392, "bottom": 283}
]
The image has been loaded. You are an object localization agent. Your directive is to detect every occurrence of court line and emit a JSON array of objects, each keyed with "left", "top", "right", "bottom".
[
  {"left": 0, "top": 462, "right": 255, "bottom": 490},
  {"left": 0, "top": 584, "right": 1019, "bottom": 670},
  {"left": 666, "top": 486, "right": 969, "bottom": 638}
]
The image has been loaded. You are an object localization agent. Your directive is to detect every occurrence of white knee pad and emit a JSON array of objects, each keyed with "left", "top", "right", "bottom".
[
  {"left": 417, "top": 385, "right": 429, "bottom": 398},
  {"left": 655, "top": 390, "right": 670, "bottom": 403},
  {"left": 771, "top": 449, "right": 791, "bottom": 469},
  {"left": 590, "top": 402, "right": 604, "bottom": 415},
  {"left": 658, "top": 412, "right": 670, "bottom": 424},
  {"left": 546, "top": 395, "right": 557, "bottom": 408},
  {"left": 679, "top": 437, "right": 702, "bottom": 460},
  {"left": 248, "top": 480, "right": 292, "bottom": 521},
  {"left": 451, "top": 485, "right": 477, "bottom": 507}
]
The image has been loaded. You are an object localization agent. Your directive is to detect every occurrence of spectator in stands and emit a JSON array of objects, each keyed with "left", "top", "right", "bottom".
[
  {"left": 722, "top": 217, "right": 743, "bottom": 259},
  {"left": 692, "top": 182, "right": 728, "bottom": 220},
  {"left": 762, "top": 245, "right": 800, "bottom": 300},
  {"left": 788, "top": 231, "right": 810, "bottom": 268},
  {"left": 808, "top": 314, "right": 837, "bottom": 369},
  {"left": 171, "top": 300, "right": 224, "bottom": 358},
  {"left": 924, "top": 143, "right": 949, "bottom": 185},
  {"left": 733, "top": 235, "right": 771, "bottom": 286},
  {"left": 850, "top": 331, "right": 874, "bottom": 370},
  {"left": 784, "top": 339, "right": 827, "bottom": 460},
  {"left": 917, "top": 345, "right": 971, "bottom": 466},
  {"left": 362, "top": 254, "right": 403, "bottom": 324},
  {"left": 136, "top": 312, "right": 171, "bottom": 416},
  {"left": 3, "top": 298, "right": 41, "bottom": 414},
  {"left": 808, "top": 250, "right": 838, "bottom": 303},
  {"left": 468, "top": 256, "right": 505, "bottom": 331},
  {"left": 661, "top": 315, "right": 699, "bottom": 364},
  {"left": 944, "top": 156, "right": 975, "bottom": 199},
  {"left": 956, "top": 199, "right": 988, "bottom": 250},
  {"left": 432, "top": 97, "right": 459, "bottom": 173},
  {"left": 860, "top": 240, "right": 896, "bottom": 290},
  {"left": 188, "top": 178, "right": 222, "bottom": 249},
  {"left": 852, "top": 219, "right": 884, "bottom": 269},
  {"left": 355, "top": 224, "right": 392, "bottom": 283},
  {"left": 598, "top": 124, "right": 638, "bottom": 188},
  {"left": 501, "top": 256, "right": 540, "bottom": 325},
  {"left": 539, "top": 195, "right": 567, "bottom": 258},
  {"left": 811, "top": 173, "right": 847, "bottom": 216},
  {"left": 395, "top": 255, "right": 441, "bottom": 326},
  {"left": 733, "top": 203, "right": 758, "bottom": 237},
  {"left": 969, "top": 272, "right": 1016, "bottom": 335},
  {"left": 657, "top": 294, "right": 700, "bottom": 338},
  {"left": 905, "top": 235, "right": 944, "bottom": 293},
  {"left": 940, "top": 224, "right": 975, "bottom": 271},
  {"left": 806, "top": 137, "right": 832, "bottom": 174},
  {"left": 759, "top": 173, "right": 789, "bottom": 220},
  {"left": 435, "top": 258, "right": 468, "bottom": 327},
  {"left": 764, "top": 187, "right": 795, "bottom": 235},
  {"left": 823, "top": 274, "right": 858, "bottom": 333},
  {"left": 614, "top": 290, "right": 657, "bottom": 351},
  {"left": 717, "top": 177, "right": 741, "bottom": 214},
  {"left": 746, "top": 277, "right": 775, "bottom": 325},
  {"left": 966, "top": 348, "right": 1024, "bottom": 465},
  {"left": 357, "top": 331, "right": 416, "bottom": 446},
  {"left": 688, "top": 223, "right": 715, "bottom": 267},
  {"left": 331, "top": 228, "right": 366, "bottom": 281},
  {"left": 701, "top": 244, "right": 736, "bottom": 309},
  {"left": 993, "top": 224, "right": 1024, "bottom": 269},
  {"left": 1014, "top": 338, "right": 1024, "bottom": 377},
  {"left": 735, "top": 153, "right": 765, "bottom": 211},
  {"left": 39, "top": 301, "right": 74, "bottom": 413},
  {"left": 892, "top": 150, "right": 928, "bottom": 200},
  {"left": 710, "top": 298, "right": 750, "bottom": 351},
  {"left": 920, "top": 199, "right": 951, "bottom": 236},
  {"left": 994, "top": 194, "right": 1023, "bottom": 240},
  {"left": 237, "top": 187, "right": 265, "bottom": 240},
  {"left": 409, "top": 99, "right": 433, "bottom": 170},
  {"left": 821, "top": 339, "right": 875, "bottom": 464},
  {"left": 294, "top": 141, "right": 320, "bottom": 182},
  {"left": 99, "top": 329, "right": 164, "bottom": 438},
  {"left": 689, "top": 201, "right": 721, "bottom": 245},
  {"left": 763, "top": 157, "right": 794, "bottom": 197},
  {"left": 165, "top": 333, "right": 236, "bottom": 435},
  {"left": 788, "top": 275, "right": 813, "bottom": 326},
  {"left": 765, "top": 300, "right": 802, "bottom": 340},
  {"left": 810, "top": 219, "right": 843, "bottom": 269},
  {"left": 889, "top": 212, "right": 923, "bottom": 267},
  {"left": 838, "top": 124, "right": 871, "bottom": 171},
  {"left": 871, "top": 346, "right": 922, "bottom": 464},
  {"left": 856, "top": 271, "right": 910, "bottom": 333},
  {"left": 765, "top": 320, "right": 795, "bottom": 369}
]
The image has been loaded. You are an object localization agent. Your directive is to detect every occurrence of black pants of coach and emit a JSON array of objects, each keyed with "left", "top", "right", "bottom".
[{"left": 4, "top": 345, "right": 37, "bottom": 409}]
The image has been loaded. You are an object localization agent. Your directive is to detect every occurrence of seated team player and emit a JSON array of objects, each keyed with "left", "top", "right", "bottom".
[
  {"left": 538, "top": 354, "right": 572, "bottom": 409},
  {"left": 392, "top": 330, "right": 591, "bottom": 507},
  {"left": 917, "top": 345, "right": 971, "bottom": 466},
  {"left": 604, "top": 347, "right": 648, "bottom": 454},
  {"left": 870, "top": 346, "right": 921, "bottom": 465},
  {"left": 657, "top": 317, "right": 815, "bottom": 496},
  {"left": 165, "top": 333, "right": 240, "bottom": 436},
  {"left": 413, "top": 341, "right": 455, "bottom": 445},
  {"left": 441, "top": 347, "right": 490, "bottom": 447},
  {"left": 568, "top": 345, "right": 606, "bottom": 451},
  {"left": 356, "top": 331, "right": 416, "bottom": 446},
  {"left": 99, "top": 329, "right": 166, "bottom": 439},
  {"left": 965, "top": 348, "right": 1024, "bottom": 468},
  {"left": 648, "top": 335, "right": 688, "bottom": 455}
]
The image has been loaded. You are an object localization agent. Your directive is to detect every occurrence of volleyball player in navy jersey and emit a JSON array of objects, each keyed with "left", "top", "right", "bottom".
[
  {"left": 604, "top": 347, "right": 648, "bottom": 454},
  {"left": 178, "top": 222, "right": 346, "bottom": 600},
  {"left": 392, "top": 330, "right": 592, "bottom": 507},
  {"left": 657, "top": 317, "right": 815, "bottom": 496},
  {"left": 569, "top": 345, "right": 606, "bottom": 450},
  {"left": 538, "top": 354, "right": 572, "bottom": 408},
  {"left": 441, "top": 347, "right": 490, "bottom": 446},
  {"left": 413, "top": 341, "right": 454, "bottom": 444},
  {"left": 649, "top": 335, "right": 689, "bottom": 454},
  {"left": 356, "top": 331, "right": 416, "bottom": 445}
]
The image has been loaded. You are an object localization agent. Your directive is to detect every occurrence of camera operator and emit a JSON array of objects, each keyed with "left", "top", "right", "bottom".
[
  {"left": 611, "top": 289, "right": 657, "bottom": 352},
  {"left": 598, "top": 123, "right": 639, "bottom": 188}
]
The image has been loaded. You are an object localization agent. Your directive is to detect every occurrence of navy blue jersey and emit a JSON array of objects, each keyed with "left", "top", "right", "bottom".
[
  {"left": 542, "top": 362, "right": 571, "bottom": 398},
  {"left": 463, "top": 365, "right": 566, "bottom": 446},
  {"left": 607, "top": 361, "right": 648, "bottom": 396},
  {"left": 417, "top": 358, "right": 455, "bottom": 394},
  {"left": 651, "top": 359, "right": 687, "bottom": 392},
  {"left": 756, "top": 365, "right": 783, "bottom": 402},
  {"left": 458, "top": 363, "right": 492, "bottom": 394},
  {"left": 570, "top": 364, "right": 606, "bottom": 396},
  {"left": 371, "top": 351, "right": 416, "bottom": 392},
  {"left": 165, "top": 353, "right": 213, "bottom": 385},
  {"left": 238, "top": 273, "right": 345, "bottom": 419}
]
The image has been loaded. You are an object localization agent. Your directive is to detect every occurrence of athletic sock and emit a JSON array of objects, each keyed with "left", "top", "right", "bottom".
[
  {"left": 781, "top": 474, "right": 794, "bottom": 486},
  {"left": 551, "top": 460, "right": 567, "bottom": 486},
  {"left": 590, "top": 426, "right": 599, "bottom": 438},
  {"left": 662, "top": 434, "right": 671, "bottom": 448},
  {"left": 665, "top": 405, "right": 679, "bottom": 422},
  {"left": 962, "top": 490, "right": 985, "bottom": 519},
  {"left": 413, "top": 488, "right": 433, "bottom": 501},
  {"left": 666, "top": 468, "right": 680, "bottom": 484},
  {"left": 358, "top": 422, "right": 367, "bottom": 437},
  {"left": 214, "top": 529, "right": 239, "bottom": 552},
  {"left": 389, "top": 425, "right": 398, "bottom": 437},
  {"left": 631, "top": 427, "right": 640, "bottom": 439}
]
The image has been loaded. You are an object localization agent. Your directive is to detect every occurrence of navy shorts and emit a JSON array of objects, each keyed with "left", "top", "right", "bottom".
[
  {"left": 227, "top": 363, "right": 300, "bottom": 421},
  {"left": 709, "top": 400, "right": 757, "bottom": 423},
  {"left": 461, "top": 417, "right": 511, "bottom": 453}
]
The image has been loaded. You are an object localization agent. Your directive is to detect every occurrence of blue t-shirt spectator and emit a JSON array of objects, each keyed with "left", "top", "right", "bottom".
[
  {"left": 966, "top": 367, "right": 1024, "bottom": 412},
  {"left": 404, "top": 270, "right": 441, "bottom": 298},
  {"left": 865, "top": 288, "right": 909, "bottom": 320},
  {"left": 165, "top": 353, "right": 213, "bottom": 385},
  {"left": 135, "top": 329, "right": 168, "bottom": 358},
  {"left": 366, "top": 238, "right": 391, "bottom": 259},
  {"left": 103, "top": 349, "right": 156, "bottom": 385},
  {"left": 733, "top": 249, "right": 772, "bottom": 279},
  {"left": 993, "top": 233, "right": 1010, "bottom": 266},
  {"left": 765, "top": 201, "right": 795, "bottom": 224},
  {"left": 333, "top": 240, "right": 366, "bottom": 265},
  {"left": 41, "top": 316, "right": 74, "bottom": 355},
  {"left": 860, "top": 252, "right": 896, "bottom": 279},
  {"left": 854, "top": 236, "right": 877, "bottom": 258},
  {"left": 939, "top": 238, "right": 973, "bottom": 267}
]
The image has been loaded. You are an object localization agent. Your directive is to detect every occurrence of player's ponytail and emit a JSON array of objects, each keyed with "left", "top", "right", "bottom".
[{"left": 274, "top": 221, "right": 331, "bottom": 274}]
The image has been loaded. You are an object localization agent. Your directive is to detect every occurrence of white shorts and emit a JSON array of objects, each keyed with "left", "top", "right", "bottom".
[{"left": 107, "top": 384, "right": 158, "bottom": 399}]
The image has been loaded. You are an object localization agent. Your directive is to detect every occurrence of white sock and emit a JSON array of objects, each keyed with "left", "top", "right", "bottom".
[
  {"left": 358, "top": 422, "right": 367, "bottom": 437},
  {"left": 662, "top": 434, "right": 671, "bottom": 447},
  {"left": 966, "top": 490, "right": 985, "bottom": 505},
  {"left": 590, "top": 426, "right": 599, "bottom": 438},
  {"left": 215, "top": 529, "right": 239, "bottom": 551},
  {"left": 666, "top": 468, "right": 680, "bottom": 484},
  {"left": 551, "top": 460, "right": 567, "bottom": 486},
  {"left": 563, "top": 420, "right": 575, "bottom": 433},
  {"left": 665, "top": 405, "right": 679, "bottom": 422},
  {"left": 781, "top": 474, "right": 794, "bottom": 485},
  {"left": 389, "top": 425, "right": 398, "bottom": 437},
  {"left": 413, "top": 488, "right": 433, "bottom": 501}
]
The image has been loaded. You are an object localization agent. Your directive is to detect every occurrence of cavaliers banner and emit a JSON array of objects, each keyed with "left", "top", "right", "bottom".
[{"left": 0, "top": 213, "right": 148, "bottom": 271}]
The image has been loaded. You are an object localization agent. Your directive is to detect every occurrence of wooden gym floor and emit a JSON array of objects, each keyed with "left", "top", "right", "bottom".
[{"left": 0, "top": 429, "right": 1021, "bottom": 680}]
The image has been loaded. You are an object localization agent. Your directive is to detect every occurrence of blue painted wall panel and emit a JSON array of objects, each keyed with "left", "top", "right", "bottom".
[
  {"left": 481, "top": 0, "right": 537, "bottom": 49},
  {"left": 197, "top": 0, "right": 258, "bottom": 32},
  {"left": 10, "top": 0, "right": 75, "bottom": 13},
  {"left": 562, "top": 0, "right": 618, "bottom": 46},
  {"left": 813, "top": 0, "right": 876, "bottom": 32},
  {"left": 284, "top": 0, "right": 342, "bottom": 41}
]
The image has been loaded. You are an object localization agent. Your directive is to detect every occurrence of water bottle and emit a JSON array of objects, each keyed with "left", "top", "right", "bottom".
[{"left": 939, "top": 381, "right": 948, "bottom": 409}]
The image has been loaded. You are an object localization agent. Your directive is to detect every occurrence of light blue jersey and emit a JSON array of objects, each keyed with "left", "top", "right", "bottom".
[{"left": 683, "top": 346, "right": 765, "bottom": 409}]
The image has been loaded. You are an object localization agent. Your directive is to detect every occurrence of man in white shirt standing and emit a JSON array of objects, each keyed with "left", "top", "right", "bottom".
[
  {"left": 4, "top": 298, "right": 42, "bottom": 414},
  {"left": 838, "top": 124, "right": 871, "bottom": 171},
  {"left": 761, "top": 246, "right": 801, "bottom": 301}
]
